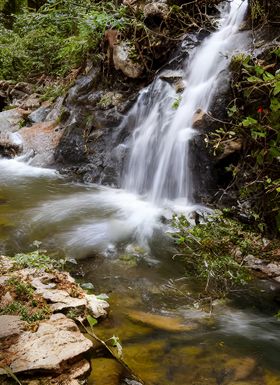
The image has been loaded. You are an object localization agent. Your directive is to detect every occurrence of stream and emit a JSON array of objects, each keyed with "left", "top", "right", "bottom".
[
  {"left": 1, "top": 158, "right": 280, "bottom": 385},
  {"left": 1, "top": 0, "right": 280, "bottom": 384}
]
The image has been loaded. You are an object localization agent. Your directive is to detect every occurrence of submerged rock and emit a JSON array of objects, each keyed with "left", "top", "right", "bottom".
[
  {"left": 225, "top": 357, "right": 256, "bottom": 381},
  {"left": 88, "top": 358, "right": 124, "bottom": 385},
  {"left": 0, "top": 313, "right": 93, "bottom": 374},
  {"left": 128, "top": 310, "right": 198, "bottom": 332}
]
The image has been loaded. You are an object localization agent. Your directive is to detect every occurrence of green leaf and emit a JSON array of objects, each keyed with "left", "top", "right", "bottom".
[
  {"left": 270, "top": 97, "right": 280, "bottom": 112},
  {"left": 87, "top": 315, "right": 98, "bottom": 328},
  {"left": 247, "top": 76, "right": 261, "bottom": 83},
  {"left": 254, "top": 65, "right": 264, "bottom": 75},
  {"left": 263, "top": 71, "right": 275, "bottom": 81},
  {"left": 273, "top": 82, "right": 280, "bottom": 96},
  {"left": 251, "top": 129, "right": 266, "bottom": 139},
  {"left": 242, "top": 116, "right": 257, "bottom": 127},
  {"left": 269, "top": 147, "right": 280, "bottom": 158}
]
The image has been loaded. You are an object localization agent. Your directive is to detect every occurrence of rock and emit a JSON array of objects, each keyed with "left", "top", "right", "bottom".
[
  {"left": 88, "top": 358, "right": 123, "bottom": 385},
  {"left": 38, "top": 288, "right": 87, "bottom": 312},
  {"left": 0, "top": 315, "right": 26, "bottom": 339},
  {"left": 0, "top": 108, "right": 26, "bottom": 133},
  {"left": 143, "top": 1, "right": 169, "bottom": 20},
  {"left": 225, "top": 357, "right": 256, "bottom": 381},
  {"left": 192, "top": 109, "right": 208, "bottom": 129},
  {"left": 0, "top": 291, "right": 14, "bottom": 307},
  {"left": 0, "top": 130, "right": 22, "bottom": 158},
  {"left": 86, "top": 294, "right": 110, "bottom": 318},
  {"left": 0, "top": 313, "right": 93, "bottom": 374},
  {"left": 113, "top": 42, "right": 144, "bottom": 78},
  {"left": 15, "top": 93, "right": 41, "bottom": 110},
  {"left": 160, "top": 70, "right": 185, "bottom": 93},
  {"left": 0, "top": 255, "right": 15, "bottom": 272},
  {"left": 218, "top": 139, "right": 243, "bottom": 159},
  {"left": 18, "top": 120, "right": 63, "bottom": 166},
  {"left": 128, "top": 310, "right": 197, "bottom": 332},
  {"left": 22, "top": 359, "right": 91, "bottom": 385},
  {"left": 264, "top": 370, "right": 280, "bottom": 385},
  {"left": 28, "top": 103, "right": 52, "bottom": 124},
  {"left": 30, "top": 272, "right": 109, "bottom": 317},
  {"left": 244, "top": 255, "right": 280, "bottom": 280}
]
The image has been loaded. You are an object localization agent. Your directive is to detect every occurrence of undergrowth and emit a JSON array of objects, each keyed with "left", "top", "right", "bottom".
[
  {"left": 171, "top": 211, "right": 262, "bottom": 297},
  {"left": 208, "top": 49, "right": 280, "bottom": 234}
]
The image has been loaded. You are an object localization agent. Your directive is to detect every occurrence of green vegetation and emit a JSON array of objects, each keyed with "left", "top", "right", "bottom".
[
  {"left": 0, "top": 0, "right": 220, "bottom": 91},
  {"left": 0, "top": 301, "right": 50, "bottom": 323},
  {"left": 171, "top": 212, "right": 255, "bottom": 297},
  {"left": 13, "top": 249, "right": 64, "bottom": 270},
  {"left": 0, "top": 0, "right": 131, "bottom": 82},
  {"left": 209, "top": 50, "right": 280, "bottom": 234}
]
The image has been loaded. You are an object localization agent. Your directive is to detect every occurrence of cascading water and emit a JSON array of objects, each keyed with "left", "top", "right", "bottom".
[
  {"left": 0, "top": 0, "right": 249, "bottom": 254},
  {"left": 123, "top": 0, "right": 248, "bottom": 205}
]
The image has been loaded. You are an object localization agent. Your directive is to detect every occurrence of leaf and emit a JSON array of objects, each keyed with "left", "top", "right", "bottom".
[
  {"left": 270, "top": 97, "right": 280, "bottom": 112},
  {"left": 273, "top": 82, "right": 280, "bottom": 96},
  {"left": 269, "top": 147, "right": 280, "bottom": 159},
  {"left": 87, "top": 315, "right": 98, "bottom": 328},
  {"left": 254, "top": 65, "right": 264, "bottom": 75},
  {"left": 247, "top": 76, "right": 261, "bottom": 83},
  {"left": 108, "top": 335, "right": 123, "bottom": 358},
  {"left": 242, "top": 116, "right": 257, "bottom": 127},
  {"left": 263, "top": 71, "right": 275, "bottom": 81}
]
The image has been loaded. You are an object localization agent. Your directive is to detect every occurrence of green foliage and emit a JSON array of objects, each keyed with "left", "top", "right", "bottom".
[
  {"left": 210, "top": 51, "right": 280, "bottom": 234},
  {"left": 0, "top": 301, "right": 50, "bottom": 323},
  {"left": 0, "top": 0, "right": 131, "bottom": 81},
  {"left": 13, "top": 249, "right": 63, "bottom": 270},
  {"left": 6, "top": 278, "right": 34, "bottom": 300},
  {"left": 171, "top": 96, "right": 182, "bottom": 110},
  {"left": 171, "top": 212, "right": 252, "bottom": 296}
]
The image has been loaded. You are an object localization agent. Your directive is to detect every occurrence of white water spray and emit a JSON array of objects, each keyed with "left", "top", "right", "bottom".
[{"left": 124, "top": 0, "right": 248, "bottom": 204}]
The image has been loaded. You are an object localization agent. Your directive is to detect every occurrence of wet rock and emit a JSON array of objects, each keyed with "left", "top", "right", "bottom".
[
  {"left": 244, "top": 255, "right": 280, "bottom": 281},
  {"left": 264, "top": 370, "right": 280, "bottom": 385},
  {"left": 0, "top": 315, "right": 26, "bottom": 339},
  {"left": 0, "top": 108, "right": 27, "bottom": 133},
  {"left": 192, "top": 109, "right": 208, "bottom": 129},
  {"left": 128, "top": 310, "right": 198, "bottom": 332},
  {"left": 113, "top": 42, "right": 144, "bottom": 78},
  {"left": 18, "top": 120, "right": 63, "bottom": 166},
  {"left": 0, "top": 313, "right": 93, "bottom": 374},
  {"left": 225, "top": 357, "right": 256, "bottom": 381},
  {"left": 88, "top": 358, "right": 124, "bottom": 385},
  {"left": 160, "top": 69, "right": 185, "bottom": 93}
]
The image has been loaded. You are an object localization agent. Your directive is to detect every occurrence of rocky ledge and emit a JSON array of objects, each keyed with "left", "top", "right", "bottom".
[{"left": 0, "top": 254, "right": 109, "bottom": 384}]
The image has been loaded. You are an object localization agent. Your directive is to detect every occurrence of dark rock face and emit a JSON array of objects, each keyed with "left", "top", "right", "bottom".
[{"left": 54, "top": 67, "right": 140, "bottom": 186}]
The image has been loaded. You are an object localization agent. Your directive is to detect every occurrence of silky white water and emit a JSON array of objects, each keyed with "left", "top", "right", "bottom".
[{"left": 124, "top": 0, "right": 248, "bottom": 204}]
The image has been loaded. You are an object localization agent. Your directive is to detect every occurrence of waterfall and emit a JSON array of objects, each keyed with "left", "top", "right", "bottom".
[{"left": 123, "top": 0, "right": 248, "bottom": 205}]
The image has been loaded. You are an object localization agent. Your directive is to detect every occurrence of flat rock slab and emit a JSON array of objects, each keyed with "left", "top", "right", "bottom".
[
  {"left": 0, "top": 315, "right": 26, "bottom": 339},
  {"left": 0, "top": 313, "right": 93, "bottom": 374}
]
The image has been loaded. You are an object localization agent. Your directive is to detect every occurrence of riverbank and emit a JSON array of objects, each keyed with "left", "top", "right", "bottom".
[{"left": 0, "top": 252, "right": 112, "bottom": 384}]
